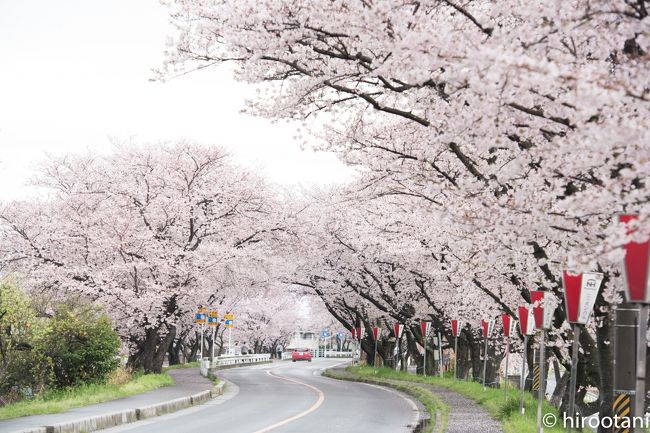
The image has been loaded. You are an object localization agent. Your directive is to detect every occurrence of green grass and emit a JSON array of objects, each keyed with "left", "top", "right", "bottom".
[
  {"left": 346, "top": 366, "right": 565, "bottom": 433},
  {"left": 0, "top": 372, "right": 174, "bottom": 420}
]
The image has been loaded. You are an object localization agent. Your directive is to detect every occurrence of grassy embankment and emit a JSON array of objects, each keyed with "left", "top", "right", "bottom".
[
  {"left": 0, "top": 368, "right": 173, "bottom": 420},
  {"left": 329, "top": 366, "right": 565, "bottom": 433}
]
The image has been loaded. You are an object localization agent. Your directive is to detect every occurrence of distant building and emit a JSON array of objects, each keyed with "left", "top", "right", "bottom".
[{"left": 287, "top": 331, "right": 318, "bottom": 350}]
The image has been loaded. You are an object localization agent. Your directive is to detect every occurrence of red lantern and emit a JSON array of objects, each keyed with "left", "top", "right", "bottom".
[
  {"left": 481, "top": 319, "right": 494, "bottom": 338},
  {"left": 451, "top": 319, "right": 461, "bottom": 337},
  {"left": 562, "top": 271, "right": 603, "bottom": 324},
  {"left": 502, "top": 313, "right": 513, "bottom": 337},
  {"left": 620, "top": 215, "right": 650, "bottom": 304}
]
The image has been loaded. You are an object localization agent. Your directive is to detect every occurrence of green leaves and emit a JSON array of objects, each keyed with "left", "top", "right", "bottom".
[{"left": 1, "top": 280, "right": 121, "bottom": 401}]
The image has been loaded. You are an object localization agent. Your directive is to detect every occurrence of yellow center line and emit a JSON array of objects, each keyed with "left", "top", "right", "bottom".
[{"left": 252, "top": 370, "right": 325, "bottom": 433}]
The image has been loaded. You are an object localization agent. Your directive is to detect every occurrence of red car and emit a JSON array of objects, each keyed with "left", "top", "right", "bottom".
[{"left": 291, "top": 348, "right": 312, "bottom": 362}]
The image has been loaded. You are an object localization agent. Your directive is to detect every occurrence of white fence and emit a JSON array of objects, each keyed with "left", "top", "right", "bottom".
[
  {"left": 200, "top": 353, "right": 271, "bottom": 376},
  {"left": 282, "top": 349, "right": 353, "bottom": 360}
]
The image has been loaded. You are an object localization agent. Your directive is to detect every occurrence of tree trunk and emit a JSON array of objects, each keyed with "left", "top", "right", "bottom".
[{"left": 128, "top": 326, "right": 177, "bottom": 374}]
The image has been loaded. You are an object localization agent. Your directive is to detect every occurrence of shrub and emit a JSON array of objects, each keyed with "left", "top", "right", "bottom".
[
  {"left": 0, "top": 280, "right": 52, "bottom": 401},
  {"left": 36, "top": 304, "right": 121, "bottom": 388}
]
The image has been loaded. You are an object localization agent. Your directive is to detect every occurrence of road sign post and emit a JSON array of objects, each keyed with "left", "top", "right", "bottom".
[
  {"left": 562, "top": 271, "right": 603, "bottom": 431},
  {"left": 620, "top": 214, "right": 650, "bottom": 420},
  {"left": 481, "top": 319, "right": 494, "bottom": 390},
  {"left": 451, "top": 320, "right": 461, "bottom": 380},
  {"left": 195, "top": 307, "right": 207, "bottom": 360},
  {"left": 224, "top": 312, "right": 234, "bottom": 355},
  {"left": 322, "top": 329, "right": 330, "bottom": 357},
  {"left": 208, "top": 310, "right": 218, "bottom": 361}
]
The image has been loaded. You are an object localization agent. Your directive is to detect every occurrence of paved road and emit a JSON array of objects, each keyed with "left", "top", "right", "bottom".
[{"left": 102, "top": 359, "right": 420, "bottom": 433}]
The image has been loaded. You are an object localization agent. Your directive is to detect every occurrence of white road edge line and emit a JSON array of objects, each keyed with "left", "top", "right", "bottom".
[{"left": 252, "top": 370, "right": 325, "bottom": 433}]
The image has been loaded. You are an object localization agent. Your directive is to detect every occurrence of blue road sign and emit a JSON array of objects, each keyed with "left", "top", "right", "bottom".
[
  {"left": 322, "top": 329, "right": 330, "bottom": 338},
  {"left": 337, "top": 331, "right": 345, "bottom": 339}
]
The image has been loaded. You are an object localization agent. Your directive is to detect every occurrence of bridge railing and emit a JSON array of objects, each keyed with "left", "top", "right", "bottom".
[{"left": 200, "top": 353, "right": 272, "bottom": 376}]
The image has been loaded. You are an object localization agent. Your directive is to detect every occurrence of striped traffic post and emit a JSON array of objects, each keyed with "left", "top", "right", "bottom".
[{"left": 620, "top": 214, "right": 650, "bottom": 421}]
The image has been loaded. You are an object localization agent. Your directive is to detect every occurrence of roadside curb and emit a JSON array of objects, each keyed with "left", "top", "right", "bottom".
[
  {"left": 323, "top": 368, "right": 435, "bottom": 433},
  {"left": 11, "top": 382, "right": 226, "bottom": 433}
]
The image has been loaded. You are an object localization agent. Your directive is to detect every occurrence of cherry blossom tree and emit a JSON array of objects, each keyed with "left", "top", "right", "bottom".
[
  {"left": 161, "top": 1, "right": 648, "bottom": 421},
  {"left": 0, "top": 142, "right": 286, "bottom": 373}
]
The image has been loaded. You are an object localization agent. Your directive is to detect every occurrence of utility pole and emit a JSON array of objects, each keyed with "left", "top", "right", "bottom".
[{"left": 614, "top": 303, "right": 638, "bottom": 431}]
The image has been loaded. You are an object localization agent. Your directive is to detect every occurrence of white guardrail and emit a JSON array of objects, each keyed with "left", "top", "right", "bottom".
[
  {"left": 281, "top": 350, "right": 353, "bottom": 360},
  {"left": 200, "top": 354, "right": 271, "bottom": 376}
]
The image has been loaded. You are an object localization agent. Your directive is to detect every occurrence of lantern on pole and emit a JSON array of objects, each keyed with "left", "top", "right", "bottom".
[
  {"left": 531, "top": 291, "right": 556, "bottom": 433},
  {"left": 502, "top": 313, "right": 514, "bottom": 401},
  {"left": 420, "top": 321, "right": 432, "bottom": 376},
  {"left": 451, "top": 319, "right": 462, "bottom": 379},
  {"left": 620, "top": 214, "right": 650, "bottom": 419},
  {"left": 518, "top": 306, "right": 535, "bottom": 415},
  {"left": 481, "top": 319, "right": 495, "bottom": 390},
  {"left": 394, "top": 322, "right": 404, "bottom": 370},
  {"left": 372, "top": 326, "right": 380, "bottom": 368},
  {"left": 562, "top": 271, "right": 603, "bottom": 430}
]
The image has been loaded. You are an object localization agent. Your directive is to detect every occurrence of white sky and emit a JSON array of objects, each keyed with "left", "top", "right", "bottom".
[{"left": 0, "top": 0, "right": 354, "bottom": 200}]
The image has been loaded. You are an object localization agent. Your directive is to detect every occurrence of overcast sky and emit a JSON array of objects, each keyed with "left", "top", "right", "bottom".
[{"left": 0, "top": 0, "right": 354, "bottom": 200}]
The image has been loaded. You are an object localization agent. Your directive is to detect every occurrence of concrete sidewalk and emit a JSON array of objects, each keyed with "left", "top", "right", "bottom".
[{"left": 1, "top": 368, "right": 216, "bottom": 433}]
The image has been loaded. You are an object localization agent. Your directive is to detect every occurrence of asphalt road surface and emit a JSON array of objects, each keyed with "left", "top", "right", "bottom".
[{"left": 101, "top": 359, "right": 420, "bottom": 433}]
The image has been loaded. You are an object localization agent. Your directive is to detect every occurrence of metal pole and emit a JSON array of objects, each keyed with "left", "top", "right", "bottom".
[
  {"left": 483, "top": 335, "right": 489, "bottom": 390},
  {"left": 200, "top": 323, "right": 204, "bottom": 360},
  {"left": 635, "top": 304, "right": 648, "bottom": 418},
  {"left": 454, "top": 336, "right": 458, "bottom": 380},
  {"left": 374, "top": 335, "right": 378, "bottom": 369},
  {"left": 520, "top": 334, "right": 528, "bottom": 415},
  {"left": 395, "top": 336, "right": 400, "bottom": 370},
  {"left": 423, "top": 333, "right": 427, "bottom": 376},
  {"left": 536, "top": 330, "right": 546, "bottom": 433},
  {"left": 438, "top": 332, "right": 443, "bottom": 378},
  {"left": 567, "top": 324, "right": 580, "bottom": 432},
  {"left": 504, "top": 336, "right": 510, "bottom": 402},
  {"left": 211, "top": 325, "right": 216, "bottom": 362},
  {"left": 614, "top": 303, "right": 636, "bottom": 431},
  {"left": 228, "top": 326, "right": 232, "bottom": 355}
]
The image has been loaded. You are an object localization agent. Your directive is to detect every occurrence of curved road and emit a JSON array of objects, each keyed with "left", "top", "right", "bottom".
[{"left": 102, "top": 359, "right": 420, "bottom": 433}]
